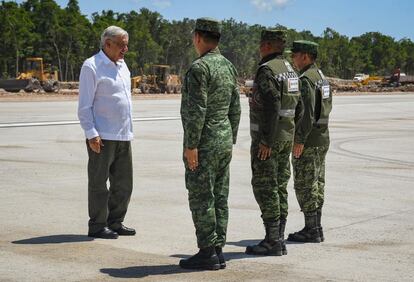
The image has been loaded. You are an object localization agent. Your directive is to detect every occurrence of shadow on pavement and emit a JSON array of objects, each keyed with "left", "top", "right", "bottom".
[
  {"left": 286, "top": 241, "right": 305, "bottom": 245},
  {"left": 226, "top": 239, "right": 260, "bottom": 247},
  {"left": 227, "top": 239, "right": 305, "bottom": 247},
  {"left": 171, "top": 251, "right": 257, "bottom": 261},
  {"left": 12, "top": 234, "right": 94, "bottom": 244},
  {"left": 100, "top": 265, "right": 195, "bottom": 278}
]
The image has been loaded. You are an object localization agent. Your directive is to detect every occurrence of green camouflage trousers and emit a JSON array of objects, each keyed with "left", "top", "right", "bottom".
[
  {"left": 292, "top": 144, "right": 329, "bottom": 213},
  {"left": 251, "top": 140, "right": 292, "bottom": 222},
  {"left": 184, "top": 149, "right": 232, "bottom": 248}
]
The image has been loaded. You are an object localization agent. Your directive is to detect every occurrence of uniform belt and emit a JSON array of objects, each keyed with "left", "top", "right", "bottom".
[
  {"left": 279, "top": 109, "right": 295, "bottom": 117},
  {"left": 250, "top": 123, "right": 259, "bottom": 132},
  {"left": 315, "top": 118, "right": 329, "bottom": 125}
]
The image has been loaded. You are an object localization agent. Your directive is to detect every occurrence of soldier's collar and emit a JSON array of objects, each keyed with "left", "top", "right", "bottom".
[
  {"left": 199, "top": 46, "right": 220, "bottom": 58},
  {"left": 299, "top": 62, "right": 317, "bottom": 75},
  {"left": 259, "top": 52, "right": 282, "bottom": 65}
]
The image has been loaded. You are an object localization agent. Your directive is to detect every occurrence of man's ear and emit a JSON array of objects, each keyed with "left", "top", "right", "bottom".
[
  {"left": 104, "top": 39, "right": 111, "bottom": 49},
  {"left": 195, "top": 33, "right": 201, "bottom": 44}
]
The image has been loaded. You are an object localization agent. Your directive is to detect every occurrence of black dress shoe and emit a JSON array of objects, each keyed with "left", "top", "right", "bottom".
[
  {"left": 88, "top": 227, "right": 119, "bottom": 239},
  {"left": 111, "top": 224, "right": 136, "bottom": 236}
]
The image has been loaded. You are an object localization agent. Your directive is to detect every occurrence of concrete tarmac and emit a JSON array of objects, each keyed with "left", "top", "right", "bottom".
[{"left": 0, "top": 94, "right": 413, "bottom": 281}]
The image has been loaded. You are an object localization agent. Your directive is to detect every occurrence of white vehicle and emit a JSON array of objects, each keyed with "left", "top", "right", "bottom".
[
  {"left": 353, "top": 73, "right": 369, "bottom": 82},
  {"left": 243, "top": 79, "right": 254, "bottom": 97}
]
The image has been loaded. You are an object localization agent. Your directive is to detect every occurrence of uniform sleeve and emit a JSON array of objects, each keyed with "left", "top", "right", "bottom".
[
  {"left": 294, "top": 85, "right": 304, "bottom": 128},
  {"left": 229, "top": 83, "right": 241, "bottom": 144},
  {"left": 295, "top": 77, "right": 315, "bottom": 144},
  {"left": 257, "top": 66, "right": 281, "bottom": 147},
  {"left": 77, "top": 64, "right": 98, "bottom": 139},
  {"left": 182, "top": 63, "right": 208, "bottom": 149}
]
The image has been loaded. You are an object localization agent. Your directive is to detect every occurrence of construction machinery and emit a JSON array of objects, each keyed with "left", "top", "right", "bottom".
[
  {"left": 0, "top": 57, "right": 59, "bottom": 93},
  {"left": 131, "top": 64, "right": 181, "bottom": 94},
  {"left": 353, "top": 75, "right": 384, "bottom": 86}
]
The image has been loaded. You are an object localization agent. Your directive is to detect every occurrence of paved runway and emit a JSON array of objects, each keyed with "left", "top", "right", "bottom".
[{"left": 0, "top": 94, "right": 413, "bottom": 281}]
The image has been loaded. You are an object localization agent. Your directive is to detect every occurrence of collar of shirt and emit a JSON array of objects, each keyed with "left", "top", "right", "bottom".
[
  {"left": 97, "top": 50, "right": 125, "bottom": 67},
  {"left": 259, "top": 52, "right": 282, "bottom": 65},
  {"left": 198, "top": 46, "right": 221, "bottom": 59},
  {"left": 299, "top": 62, "right": 317, "bottom": 75}
]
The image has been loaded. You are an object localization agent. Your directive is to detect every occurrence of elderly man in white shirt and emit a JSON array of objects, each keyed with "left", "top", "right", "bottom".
[{"left": 78, "top": 26, "right": 135, "bottom": 239}]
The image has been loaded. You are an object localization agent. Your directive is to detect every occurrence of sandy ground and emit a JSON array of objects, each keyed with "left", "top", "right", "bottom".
[{"left": 0, "top": 94, "right": 413, "bottom": 281}]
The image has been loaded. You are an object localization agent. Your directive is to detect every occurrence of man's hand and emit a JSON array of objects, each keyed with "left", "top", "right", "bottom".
[
  {"left": 184, "top": 148, "right": 198, "bottom": 171},
  {"left": 257, "top": 143, "right": 272, "bottom": 160},
  {"left": 88, "top": 136, "right": 104, "bottom": 153},
  {"left": 293, "top": 143, "right": 304, "bottom": 158}
]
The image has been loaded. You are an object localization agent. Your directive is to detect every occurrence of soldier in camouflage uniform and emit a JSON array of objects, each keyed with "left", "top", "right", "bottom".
[
  {"left": 288, "top": 40, "right": 332, "bottom": 243},
  {"left": 179, "top": 17, "right": 241, "bottom": 270},
  {"left": 245, "top": 29, "right": 301, "bottom": 256}
]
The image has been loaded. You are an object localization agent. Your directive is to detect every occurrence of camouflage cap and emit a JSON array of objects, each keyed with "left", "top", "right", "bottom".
[
  {"left": 195, "top": 17, "right": 222, "bottom": 34},
  {"left": 291, "top": 40, "right": 319, "bottom": 55},
  {"left": 260, "top": 29, "right": 287, "bottom": 42}
]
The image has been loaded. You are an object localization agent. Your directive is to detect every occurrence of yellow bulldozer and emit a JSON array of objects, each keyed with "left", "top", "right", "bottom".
[
  {"left": 353, "top": 74, "right": 384, "bottom": 87},
  {"left": 131, "top": 64, "right": 181, "bottom": 94},
  {"left": 0, "top": 57, "right": 59, "bottom": 92}
]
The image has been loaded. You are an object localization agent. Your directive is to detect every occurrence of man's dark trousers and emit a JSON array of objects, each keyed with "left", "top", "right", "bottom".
[{"left": 86, "top": 140, "right": 133, "bottom": 234}]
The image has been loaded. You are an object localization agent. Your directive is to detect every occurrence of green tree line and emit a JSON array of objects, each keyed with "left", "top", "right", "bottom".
[{"left": 1, "top": 0, "right": 414, "bottom": 81}]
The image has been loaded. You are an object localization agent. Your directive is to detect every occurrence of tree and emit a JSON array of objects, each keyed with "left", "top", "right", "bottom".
[
  {"left": 61, "top": 0, "right": 91, "bottom": 81},
  {"left": 0, "top": 1, "right": 34, "bottom": 77},
  {"left": 1, "top": 0, "right": 413, "bottom": 80}
]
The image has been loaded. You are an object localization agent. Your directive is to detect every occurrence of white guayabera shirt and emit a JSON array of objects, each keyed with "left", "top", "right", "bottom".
[{"left": 78, "top": 50, "right": 133, "bottom": 141}]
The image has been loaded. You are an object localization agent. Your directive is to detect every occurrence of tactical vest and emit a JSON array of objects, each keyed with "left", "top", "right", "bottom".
[
  {"left": 300, "top": 66, "right": 332, "bottom": 146},
  {"left": 250, "top": 58, "right": 300, "bottom": 142},
  {"left": 300, "top": 68, "right": 332, "bottom": 126}
]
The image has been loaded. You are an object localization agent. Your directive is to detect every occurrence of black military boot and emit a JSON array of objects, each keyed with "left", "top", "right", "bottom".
[
  {"left": 279, "top": 218, "right": 287, "bottom": 255},
  {"left": 317, "top": 209, "right": 324, "bottom": 242},
  {"left": 245, "top": 220, "right": 283, "bottom": 256},
  {"left": 287, "top": 212, "right": 321, "bottom": 243},
  {"left": 215, "top": 246, "right": 226, "bottom": 269},
  {"left": 179, "top": 246, "right": 220, "bottom": 270}
]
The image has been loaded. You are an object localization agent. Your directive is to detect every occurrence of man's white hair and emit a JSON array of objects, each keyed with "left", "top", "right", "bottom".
[{"left": 100, "top": 26, "right": 128, "bottom": 49}]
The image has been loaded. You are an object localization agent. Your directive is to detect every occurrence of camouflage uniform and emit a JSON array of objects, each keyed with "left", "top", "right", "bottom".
[
  {"left": 289, "top": 40, "right": 332, "bottom": 243},
  {"left": 180, "top": 19, "right": 241, "bottom": 250},
  {"left": 246, "top": 30, "right": 301, "bottom": 256}
]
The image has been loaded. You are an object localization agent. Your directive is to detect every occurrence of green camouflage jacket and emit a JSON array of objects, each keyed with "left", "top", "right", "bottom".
[{"left": 180, "top": 47, "right": 241, "bottom": 151}]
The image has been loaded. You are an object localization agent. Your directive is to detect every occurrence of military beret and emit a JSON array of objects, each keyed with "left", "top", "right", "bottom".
[
  {"left": 291, "top": 40, "right": 319, "bottom": 55},
  {"left": 195, "top": 17, "right": 222, "bottom": 35},
  {"left": 261, "top": 29, "right": 286, "bottom": 42}
]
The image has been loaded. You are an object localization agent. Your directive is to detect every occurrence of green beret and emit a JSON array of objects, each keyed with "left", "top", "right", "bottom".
[
  {"left": 195, "top": 17, "right": 222, "bottom": 35},
  {"left": 261, "top": 29, "right": 286, "bottom": 42},
  {"left": 291, "top": 40, "right": 319, "bottom": 55}
]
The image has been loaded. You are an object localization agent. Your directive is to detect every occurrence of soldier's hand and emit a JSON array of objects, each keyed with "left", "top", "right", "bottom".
[
  {"left": 88, "top": 136, "right": 104, "bottom": 154},
  {"left": 184, "top": 148, "right": 198, "bottom": 171},
  {"left": 293, "top": 143, "right": 304, "bottom": 158},
  {"left": 257, "top": 143, "right": 272, "bottom": 160}
]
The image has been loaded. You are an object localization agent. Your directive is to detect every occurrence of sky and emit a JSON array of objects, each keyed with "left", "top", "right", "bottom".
[{"left": 15, "top": 0, "right": 414, "bottom": 40}]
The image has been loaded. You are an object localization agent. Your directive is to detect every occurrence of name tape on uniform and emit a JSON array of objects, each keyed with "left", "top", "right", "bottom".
[
  {"left": 288, "top": 77, "right": 299, "bottom": 92},
  {"left": 322, "top": 85, "right": 330, "bottom": 99}
]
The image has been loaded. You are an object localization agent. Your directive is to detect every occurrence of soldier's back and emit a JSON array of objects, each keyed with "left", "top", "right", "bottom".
[{"left": 196, "top": 50, "right": 238, "bottom": 151}]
